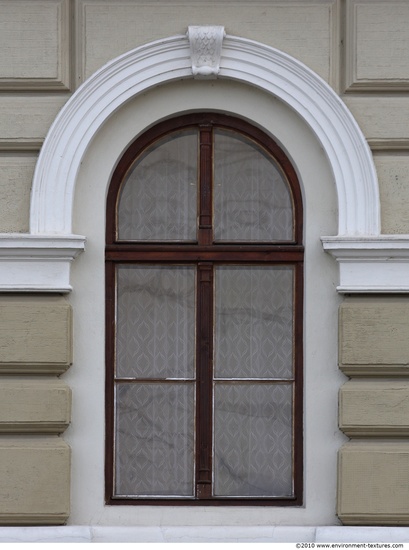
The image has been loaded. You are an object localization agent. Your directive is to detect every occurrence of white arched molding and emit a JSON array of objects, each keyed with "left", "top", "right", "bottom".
[
  {"left": 1, "top": 29, "right": 407, "bottom": 292},
  {"left": 31, "top": 32, "right": 378, "bottom": 237}
]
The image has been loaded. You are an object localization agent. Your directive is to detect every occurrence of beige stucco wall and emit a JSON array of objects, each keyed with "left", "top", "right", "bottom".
[
  {"left": 0, "top": 0, "right": 409, "bottom": 527},
  {"left": 77, "top": 0, "right": 338, "bottom": 85},
  {"left": 1, "top": 0, "right": 409, "bottom": 233},
  {"left": 337, "top": 297, "right": 409, "bottom": 524},
  {"left": 0, "top": 296, "right": 72, "bottom": 524}
]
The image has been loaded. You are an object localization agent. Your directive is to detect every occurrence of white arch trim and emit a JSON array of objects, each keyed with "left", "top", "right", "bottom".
[
  {"left": 1, "top": 30, "right": 408, "bottom": 292},
  {"left": 30, "top": 33, "right": 378, "bottom": 237}
]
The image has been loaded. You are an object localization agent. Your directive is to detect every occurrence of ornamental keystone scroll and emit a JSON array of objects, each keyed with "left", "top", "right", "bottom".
[{"left": 187, "top": 26, "right": 225, "bottom": 78}]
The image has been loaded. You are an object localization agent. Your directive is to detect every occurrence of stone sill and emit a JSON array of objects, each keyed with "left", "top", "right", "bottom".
[{"left": 1, "top": 525, "right": 409, "bottom": 543}]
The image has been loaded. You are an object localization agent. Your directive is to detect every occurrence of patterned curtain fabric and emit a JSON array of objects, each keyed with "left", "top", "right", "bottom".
[
  {"left": 118, "top": 131, "right": 198, "bottom": 241},
  {"left": 213, "top": 130, "right": 293, "bottom": 242},
  {"left": 113, "top": 123, "right": 296, "bottom": 499}
]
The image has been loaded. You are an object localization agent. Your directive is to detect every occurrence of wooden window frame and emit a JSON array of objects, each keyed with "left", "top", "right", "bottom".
[{"left": 105, "top": 113, "right": 304, "bottom": 506}]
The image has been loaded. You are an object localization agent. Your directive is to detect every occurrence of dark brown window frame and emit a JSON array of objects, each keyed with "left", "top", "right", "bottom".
[{"left": 105, "top": 113, "right": 304, "bottom": 506}]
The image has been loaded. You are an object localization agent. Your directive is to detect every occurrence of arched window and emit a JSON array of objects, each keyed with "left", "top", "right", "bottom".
[{"left": 105, "top": 113, "right": 303, "bottom": 505}]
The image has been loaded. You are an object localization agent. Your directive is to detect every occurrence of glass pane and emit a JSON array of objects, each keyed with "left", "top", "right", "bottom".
[
  {"left": 118, "top": 130, "right": 198, "bottom": 241},
  {"left": 214, "top": 130, "right": 293, "bottom": 242},
  {"left": 215, "top": 266, "right": 294, "bottom": 379},
  {"left": 214, "top": 383, "right": 293, "bottom": 497},
  {"left": 116, "top": 265, "right": 195, "bottom": 379},
  {"left": 115, "top": 382, "right": 195, "bottom": 497}
]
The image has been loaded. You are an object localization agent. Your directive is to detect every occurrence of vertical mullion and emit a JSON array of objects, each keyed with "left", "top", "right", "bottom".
[
  {"left": 196, "top": 263, "right": 213, "bottom": 498},
  {"left": 198, "top": 125, "right": 213, "bottom": 245}
]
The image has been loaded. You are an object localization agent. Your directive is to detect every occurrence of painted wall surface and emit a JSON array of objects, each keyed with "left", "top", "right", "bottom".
[{"left": 0, "top": 0, "right": 409, "bottom": 529}]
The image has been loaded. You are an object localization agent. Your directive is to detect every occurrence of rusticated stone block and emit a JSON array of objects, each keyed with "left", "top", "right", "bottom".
[
  {"left": 375, "top": 154, "right": 409, "bottom": 235},
  {"left": 343, "top": 96, "right": 409, "bottom": 149},
  {"left": 0, "top": 380, "right": 71, "bottom": 433},
  {"left": 0, "top": 154, "right": 35, "bottom": 232},
  {"left": 338, "top": 441, "right": 409, "bottom": 525},
  {"left": 345, "top": 0, "right": 409, "bottom": 92},
  {"left": 0, "top": 0, "right": 70, "bottom": 90},
  {"left": 0, "top": 94, "right": 69, "bottom": 150},
  {"left": 0, "top": 296, "right": 72, "bottom": 374},
  {"left": 0, "top": 438, "right": 70, "bottom": 525},
  {"left": 79, "top": 0, "right": 336, "bottom": 85},
  {"left": 339, "top": 379, "right": 409, "bottom": 437},
  {"left": 339, "top": 298, "right": 409, "bottom": 376}
]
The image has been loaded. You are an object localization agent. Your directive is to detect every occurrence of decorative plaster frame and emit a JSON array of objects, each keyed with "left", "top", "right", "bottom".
[
  {"left": 31, "top": 31, "right": 379, "bottom": 237},
  {"left": 0, "top": 29, "right": 407, "bottom": 292}
]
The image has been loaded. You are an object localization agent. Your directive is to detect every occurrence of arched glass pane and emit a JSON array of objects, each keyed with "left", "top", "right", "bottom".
[
  {"left": 214, "top": 130, "right": 293, "bottom": 242},
  {"left": 117, "top": 130, "right": 198, "bottom": 241}
]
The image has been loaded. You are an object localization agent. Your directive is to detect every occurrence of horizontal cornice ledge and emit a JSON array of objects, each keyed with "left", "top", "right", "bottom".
[
  {"left": 0, "top": 234, "right": 85, "bottom": 293},
  {"left": 322, "top": 236, "right": 409, "bottom": 293}
]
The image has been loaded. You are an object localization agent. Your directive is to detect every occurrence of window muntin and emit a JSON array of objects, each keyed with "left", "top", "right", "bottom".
[{"left": 106, "top": 113, "right": 303, "bottom": 505}]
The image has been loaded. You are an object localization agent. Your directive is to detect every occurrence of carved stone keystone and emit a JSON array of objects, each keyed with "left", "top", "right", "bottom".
[{"left": 187, "top": 25, "right": 225, "bottom": 78}]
